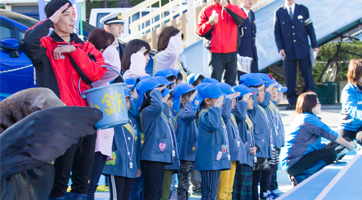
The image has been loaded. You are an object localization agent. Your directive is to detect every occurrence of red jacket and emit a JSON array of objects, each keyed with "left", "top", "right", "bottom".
[
  {"left": 196, "top": 2, "right": 246, "bottom": 53},
  {"left": 22, "top": 19, "right": 107, "bottom": 106}
]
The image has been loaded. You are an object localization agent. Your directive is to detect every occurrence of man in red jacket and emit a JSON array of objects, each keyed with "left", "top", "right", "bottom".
[
  {"left": 21, "top": 0, "right": 107, "bottom": 199},
  {"left": 197, "top": 0, "right": 246, "bottom": 86}
]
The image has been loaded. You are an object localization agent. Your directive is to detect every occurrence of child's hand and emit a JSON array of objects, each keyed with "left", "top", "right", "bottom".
[
  {"left": 136, "top": 169, "right": 141, "bottom": 178},
  {"left": 249, "top": 147, "right": 257, "bottom": 155},
  {"left": 53, "top": 45, "right": 76, "bottom": 60},
  {"left": 242, "top": 93, "right": 252, "bottom": 102},
  {"left": 154, "top": 85, "right": 166, "bottom": 92},
  {"left": 49, "top": 3, "right": 69, "bottom": 24},
  {"left": 226, "top": 92, "right": 240, "bottom": 100},
  {"left": 162, "top": 94, "right": 170, "bottom": 103},
  {"left": 137, "top": 46, "right": 147, "bottom": 55},
  {"left": 214, "top": 95, "right": 224, "bottom": 108},
  {"left": 189, "top": 90, "right": 198, "bottom": 102},
  {"left": 266, "top": 83, "right": 278, "bottom": 93}
]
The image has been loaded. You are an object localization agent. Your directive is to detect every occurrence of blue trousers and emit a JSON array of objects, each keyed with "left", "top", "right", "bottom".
[
  {"left": 283, "top": 58, "right": 314, "bottom": 106},
  {"left": 87, "top": 152, "right": 107, "bottom": 200},
  {"left": 200, "top": 170, "right": 221, "bottom": 200}
]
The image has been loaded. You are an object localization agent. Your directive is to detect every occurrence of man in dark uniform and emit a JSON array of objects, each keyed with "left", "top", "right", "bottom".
[
  {"left": 274, "top": 0, "right": 319, "bottom": 110},
  {"left": 100, "top": 11, "right": 126, "bottom": 81},
  {"left": 238, "top": 0, "right": 258, "bottom": 75}
]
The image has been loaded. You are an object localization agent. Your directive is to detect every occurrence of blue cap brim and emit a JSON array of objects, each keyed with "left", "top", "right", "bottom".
[
  {"left": 172, "top": 98, "right": 181, "bottom": 116},
  {"left": 192, "top": 94, "right": 205, "bottom": 110},
  {"left": 280, "top": 87, "right": 288, "bottom": 93}
]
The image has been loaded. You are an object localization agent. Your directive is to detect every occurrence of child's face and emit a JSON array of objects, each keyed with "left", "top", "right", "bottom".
[
  {"left": 145, "top": 53, "right": 150, "bottom": 66},
  {"left": 176, "top": 79, "right": 183, "bottom": 85},
  {"left": 54, "top": 6, "right": 75, "bottom": 35},
  {"left": 270, "top": 87, "right": 278, "bottom": 101},
  {"left": 204, "top": 98, "right": 217, "bottom": 108},
  {"left": 168, "top": 84, "right": 175, "bottom": 90},
  {"left": 257, "top": 84, "right": 265, "bottom": 103},
  {"left": 126, "top": 96, "right": 131, "bottom": 111},
  {"left": 247, "top": 96, "right": 254, "bottom": 110},
  {"left": 277, "top": 92, "right": 283, "bottom": 100},
  {"left": 167, "top": 97, "right": 173, "bottom": 110}
]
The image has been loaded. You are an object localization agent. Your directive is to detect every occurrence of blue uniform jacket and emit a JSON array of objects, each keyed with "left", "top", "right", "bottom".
[
  {"left": 238, "top": 9, "right": 257, "bottom": 62},
  {"left": 340, "top": 82, "right": 362, "bottom": 131},
  {"left": 271, "top": 101, "right": 285, "bottom": 149},
  {"left": 175, "top": 101, "right": 198, "bottom": 162},
  {"left": 249, "top": 88, "right": 273, "bottom": 159},
  {"left": 222, "top": 98, "right": 243, "bottom": 163},
  {"left": 194, "top": 107, "right": 231, "bottom": 171},
  {"left": 280, "top": 113, "right": 338, "bottom": 170},
  {"left": 102, "top": 117, "right": 141, "bottom": 178},
  {"left": 274, "top": 4, "right": 317, "bottom": 60},
  {"left": 231, "top": 100, "right": 253, "bottom": 167},
  {"left": 140, "top": 90, "right": 173, "bottom": 164},
  {"left": 163, "top": 103, "right": 180, "bottom": 170},
  {"left": 266, "top": 102, "right": 283, "bottom": 149}
]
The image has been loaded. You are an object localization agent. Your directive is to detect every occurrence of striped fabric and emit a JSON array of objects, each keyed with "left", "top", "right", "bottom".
[
  {"left": 201, "top": 170, "right": 221, "bottom": 200},
  {"left": 269, "top": 148, "right": 280, "bottom": 165},
  {"left": 232, "top": 164, "right": 253, "bottom": 200},
  {"left": 304, "top": 18, "right": 313, "bottom": 26}
]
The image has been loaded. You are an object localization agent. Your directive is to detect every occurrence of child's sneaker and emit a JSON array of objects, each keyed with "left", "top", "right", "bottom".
[{"left": 271, "top": 189, "right": 283, "bottom": 198}]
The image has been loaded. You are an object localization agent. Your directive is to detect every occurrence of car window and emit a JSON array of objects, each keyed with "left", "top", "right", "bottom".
[
  {"left": 0, "top": 11, "right": 38, "bottom": 28},
  {"left": 0, "top": 25, "right": 12, "bottom": 40}
]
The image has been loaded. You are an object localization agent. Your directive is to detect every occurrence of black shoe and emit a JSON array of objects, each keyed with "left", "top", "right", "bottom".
[{"left": 285, "top": 105, "right": 296, "bottom": 110}]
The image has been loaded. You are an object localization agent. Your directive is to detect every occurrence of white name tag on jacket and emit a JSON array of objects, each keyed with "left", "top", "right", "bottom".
[{"left": 357, "top": 101, "right": 362, "bottom": 105}]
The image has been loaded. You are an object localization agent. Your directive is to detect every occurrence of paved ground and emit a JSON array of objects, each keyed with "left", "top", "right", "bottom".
[{"left": 94, "top": 104, "right": 343, "bottom": 199}]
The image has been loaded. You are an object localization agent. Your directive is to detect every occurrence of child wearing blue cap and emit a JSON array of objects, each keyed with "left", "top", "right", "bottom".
[
  {"left": 231, "top": 85, "right": 256, "bottom": 200},
  {"left": 160, "top": 87, "right": 180, "bottom": 200},
  {"left": 171, "top": 83, "right": 198, "bottom": 200},
  {"left": 188, "top": 73, "right": 205, "bottom": 88},
  {"left": 154, "top": 68, "right": 177, "bottom": 89},
  {"left": 136, "top": 78, "right": 174, "bottom": 199},
  {"left": 102, "top": 89, "right": 141, "bottom": 200},
  {"left": 239, "top": 73, "right": 274, "bottom": 200},
  {"left": 193, "top": 83, "right": 231, "bottom": 200},
  {"left": 215, "top": 83, "right": 241, "bottom": 200}
]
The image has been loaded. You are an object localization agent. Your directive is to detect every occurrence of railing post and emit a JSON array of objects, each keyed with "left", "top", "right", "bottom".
[{"left": 187, "top": 0, "right": 197, "bottom": 46}]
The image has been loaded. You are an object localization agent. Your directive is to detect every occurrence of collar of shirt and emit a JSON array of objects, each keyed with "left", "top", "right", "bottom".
[
  {"left": 285, "top": 3, "right": 295, "bottom": 13},
  {"left": 241, "top": 5, "right": 250, "bottom": 16}
]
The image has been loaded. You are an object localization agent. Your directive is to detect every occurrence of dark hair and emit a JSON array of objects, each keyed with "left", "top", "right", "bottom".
[
  {"left": 347, "top": 59, "right": 362, "bottom": 86},
  {"left": 45, "top": 0, "right": 72, "bottom": 18},
  {"left": 140, "top": 90, "right": 152, "bottom": 111},
  {"left": 177, "top": 72, "right": 183, "bottom": 82},
  {"left": 121, "top": 39, "right": 151, "bottom": 72},
  {"left": 181, "top": 90, "right": 194, "bottom": 99},
  {"left": 296, "top": 91, "right": 318, "bottom": 114},
  {"left": 193, "top": 75, "right": 205, "bottom": 87},
  {"left": 157, "top": 26, "right": 184, "bottom": 52},
  {"left": 196, "top": 100, "right": 206, "bottom": 119},
  {"left": 249, "top": 84, "right": 263, "bottom": 88},
  {"left": 166, "top": 76, "right": 176, "bottom": 82},
  {"left": 88, "top": 28, "right": 115, "bottom": 51}
]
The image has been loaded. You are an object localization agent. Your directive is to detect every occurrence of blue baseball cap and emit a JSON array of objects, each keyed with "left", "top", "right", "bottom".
[
  {"left": 168, "top": 68, "right": 181, "bottom": 77},
  {"left": 202, "top": 77, "right": 219, "bottom": 84},
  {"left": 136, "top": 78, "right": 162, "bottom": 110},
  {"left": 154, "top": 68, "right": 176, "bottom": 79},
  {"left": 192, "top": 83, "right": 222, "bottom": 110},
  {"left": 239, "top": 73, "right": 266, "bottom": 87},
  {"left": 216, "top": 83, "right": 234, "bottom": 95},
  {"left": 124, "top": 88, "right": 131, "bottom": 97},
  {"left": 277, "top": 83, "right": 288, "bottom": 93},
  {"left": 233, "top": 85, "right": 254, "bottom": 99},
  {"left": 153, "top": 76, "right": 174, "bottom": 87},
  {"left": 188, "top": 73, "right": 205, "bottom": 86},
  {"left": 125, "top": 77, "right": 139, "bottom": 91},
  {"left": 257, "top": 73, "right": 277, "bottom": 87},
  {"left": 172, "top": 83, "right": 196, "bottom": 115},
  {"left": 162, "top": 88, "right": 175, "bottom": 98}
]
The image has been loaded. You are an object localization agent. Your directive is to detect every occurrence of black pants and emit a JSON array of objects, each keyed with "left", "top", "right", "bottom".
[
  {"left": 209, "top": 52, "right": 237, "bottom": 86},
  {"left": 108, "top": 175, "right": 134, "bottom": 200},
  {"left": 286, "top": 148, "right": 336, "bottom": 176},
  {"left": 141, "top": 161, "right": 165, "bottom": 200},
  {"left": 49, "top": 134, "right": 97, "bottom": 197},
  {"left": 283, "top": 58, "right": 314, "bottom": 106},
  {"left": 270, "top": 164, "right": 278, "bottom": 191},
  {"left": 339, "top": 127, "right": 362, "bottom": 145},
  {"left": 87, "top": 152, "right": 107, "bottom": 200},
  {"left": 252, "top": 168, "right": 272, "bottom": 200}
]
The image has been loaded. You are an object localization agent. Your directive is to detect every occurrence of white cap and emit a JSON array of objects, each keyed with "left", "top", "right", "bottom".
[{"left": 100, "top": 11, "right": 124, "bottom": 25}]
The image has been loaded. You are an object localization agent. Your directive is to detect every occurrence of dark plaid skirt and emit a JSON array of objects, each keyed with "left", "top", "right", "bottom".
[{"left": 232, "top": 164, "right": 253, "bottom": 200}]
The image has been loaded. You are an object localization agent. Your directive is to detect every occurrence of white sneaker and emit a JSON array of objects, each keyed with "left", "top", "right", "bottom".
[{"left": 272, "top": 189, "right": 282, "bottom": 195}]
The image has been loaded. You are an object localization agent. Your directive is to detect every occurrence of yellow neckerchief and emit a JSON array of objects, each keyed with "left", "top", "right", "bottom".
[
  {"left": 230, "top": 113, "right": 237, "bottom": 128},
  {"left": 268, "top": 103, "right": 276, "bottom": 116},
  {"left": 123, "top": 121, "right": 137, "bottom": 141},
  {"left": 168, "top": 110, "right": 175, "bottom": 129},
  {"left": 258, "top": 104, "right": 267, "bottom": 117},
  {"left": 153, "top": 53, "right": 188, "bottom": 83},
  {"left": 245, "top": 115, "right": 253, "bottom": 133},
  {"left": 269, "top": 101, "right": 279, "bottom": 113}
]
